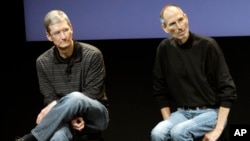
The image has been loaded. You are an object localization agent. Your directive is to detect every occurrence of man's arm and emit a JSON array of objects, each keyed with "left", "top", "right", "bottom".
[
  {"left": 203, "top": 106, "right": 230, "bottom": 141},
  {"left": 82, "top": 47, "right": 106, "bottom": 100},
  {"left": 36, "top": 58, "right": 58, "bottom": 105},
  {"left": 161, "top": 107, "right": 171, "bottom": 120},
  {"left": 36, "top": 100, "right": 57, "bottom": 124}
]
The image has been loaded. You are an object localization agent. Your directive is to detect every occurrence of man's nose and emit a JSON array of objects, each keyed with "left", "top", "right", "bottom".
[{"left": 176, "top": 22, "right": 182, "bottom": 29}]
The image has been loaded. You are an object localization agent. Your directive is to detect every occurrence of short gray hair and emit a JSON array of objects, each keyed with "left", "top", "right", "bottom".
[{"left": 44, "top": 10, "right": 71, "bottom": 33}]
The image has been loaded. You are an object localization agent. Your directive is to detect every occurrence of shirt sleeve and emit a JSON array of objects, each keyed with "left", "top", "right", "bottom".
[
  {"left": 152, "top": 42, "right": 171, "bottom": 109},
  {"left": 81, "top": 47, "right": 106, "bottom": 100},
  {"left": 36, "top": 56, "right": 59, "bottom": 105},
  {"left": 205, "top": 38, "right": 237, "bottom": 108}
]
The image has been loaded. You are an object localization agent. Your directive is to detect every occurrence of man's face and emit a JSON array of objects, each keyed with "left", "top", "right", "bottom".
[
  {"left": 162, "top": 7, "right": 189, "bottom": 43},
  {"left": 46, "top": 20, "right": 73, "bottom": 50}
]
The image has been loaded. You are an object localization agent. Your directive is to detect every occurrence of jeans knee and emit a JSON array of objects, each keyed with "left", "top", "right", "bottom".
[
  {"left": 67, "top": 91, "right": 88, "bottom": 103},
  {"left": 69, "top": 91, "right": 84, "bottom": 99},
  {"left": 170, "top": 128, "right": 182, "bottom": 140},
  {"left": 151, "top": 129, "right": 157, "bottom": 139},
  {"left": 171, "top": 125, "right": 190, "bottom": 141},
  {"left": 151, "top": 128, "right": 168, "bottom": 141}
]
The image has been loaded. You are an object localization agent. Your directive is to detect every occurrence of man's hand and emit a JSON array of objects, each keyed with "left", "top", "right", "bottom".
[
  {"left": 202, "top": 128, "right": 223, "bottom": 141},
  {"left": 36, "top": 100, "right": 57, "bottom": 124},
  {"left": 71, "top": 117, "right": 85, "bottom": 131}
]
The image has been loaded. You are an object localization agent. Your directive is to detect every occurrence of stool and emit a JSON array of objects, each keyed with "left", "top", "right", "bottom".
[{"left": 71, "top": 131, "right": 104, "bottom": 141}]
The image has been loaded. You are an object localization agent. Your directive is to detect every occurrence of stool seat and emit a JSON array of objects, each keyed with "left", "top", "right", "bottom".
[{"left": 72, "top": 131, "right": 103, "bottom": 141}]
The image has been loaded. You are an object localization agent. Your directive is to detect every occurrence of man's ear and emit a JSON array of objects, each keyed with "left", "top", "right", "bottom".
[
  {"left": 46, "top": 32, "right": 52, "bottom": 41},
  {"left": 70, "top": 24, "right": 73, "bottom": 34},
  {"left": 161, "top": 24, "right": 169, "bottom": 33}
]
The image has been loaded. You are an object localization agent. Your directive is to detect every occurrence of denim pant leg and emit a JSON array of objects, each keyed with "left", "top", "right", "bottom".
[
  {"left": 151, "top": 111, "right": 189, "bottom": 141},
  {"left": 31, "top": 91, "right": 109, "bottom": 141},
  {"left": 50, "top": 124, "right": 73, "bottom": 141},
  {"left": 170, "top": 108, "right": 218, "bottom": 141}
]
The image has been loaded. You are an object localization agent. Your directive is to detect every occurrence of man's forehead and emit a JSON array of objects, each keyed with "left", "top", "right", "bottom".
[{"left": 49, "top": 20, "right": 70, "bottom": 30}]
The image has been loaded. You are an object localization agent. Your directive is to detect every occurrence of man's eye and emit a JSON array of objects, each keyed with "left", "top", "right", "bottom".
[
  {"left": 169, "top": 23, "right": 176, "bottom": 27},
  {"left": 53, "top": 32, "right": 60, "bottom": 36},
  {"left": 63, "top": 28, "right": 69, "bottom": 32}
]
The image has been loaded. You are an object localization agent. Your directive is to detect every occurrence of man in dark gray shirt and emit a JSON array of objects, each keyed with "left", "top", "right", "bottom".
[{"left": 16, "top": 10, "right": 109, "bottom": 141}]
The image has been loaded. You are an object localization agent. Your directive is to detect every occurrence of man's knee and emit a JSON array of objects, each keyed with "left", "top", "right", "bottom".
[{"left": 170, "top": 125, "right": 186, "bottom": 140}]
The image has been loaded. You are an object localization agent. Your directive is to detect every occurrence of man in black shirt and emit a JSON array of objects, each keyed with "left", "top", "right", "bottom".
[{"left": 151, "top": 4, "right": 237, "bottom": 141}]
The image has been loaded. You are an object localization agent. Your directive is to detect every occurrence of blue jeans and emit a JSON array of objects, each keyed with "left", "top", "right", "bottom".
[
  {"left": 31, "top": 92, "right": 109, "bottom": 141},
  {"left": 151, "top": 108, "right": 219, "bottom": 141}
]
